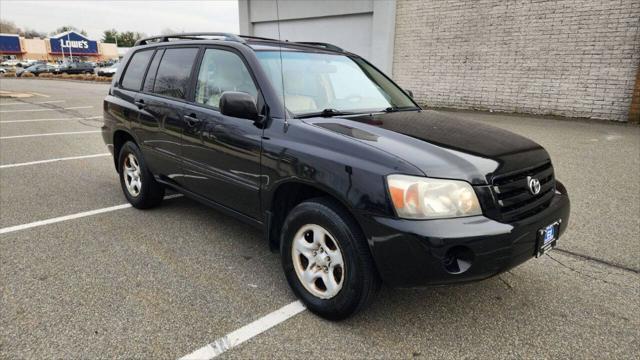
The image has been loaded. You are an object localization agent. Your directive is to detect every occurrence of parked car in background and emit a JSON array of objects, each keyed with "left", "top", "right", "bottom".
[
  {"left": 96, "top": 59, "right": 118, "bottom": 68},
  {"left": 1, "top": 59, "right": 20, "bottom": 67},
  {"left": 97, "top": 62, "right": 119, "bottom": 77},
  {"left": 0, "top": 67, "right": 6, "bottom": 74},
  {"left": 16, "top": 59, "right": 38, "bottom": 68},
  {"left": 54, "top": 62, "right": 95, "bottom": 75},
  {"left": 16, "top": 63, "right": 56, "bottom": 77}
]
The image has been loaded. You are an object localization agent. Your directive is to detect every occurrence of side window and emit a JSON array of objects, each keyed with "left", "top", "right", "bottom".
[
  {"left": 142, "top": 49, "right": 163, "bottom": 93},
  {"left": 121, "top": 50, "right": 153, "bottom": 91},
  {"left": 194, "top": 48, "right": 258, "bottom": 108},
  {"left": 152, "top": 48, "right": 199, "bottom": 100}
]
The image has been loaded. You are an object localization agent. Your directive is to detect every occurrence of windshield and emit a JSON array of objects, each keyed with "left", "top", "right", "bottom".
[{"left": 255, "top": 51, "right": 417, "bottom": 116}]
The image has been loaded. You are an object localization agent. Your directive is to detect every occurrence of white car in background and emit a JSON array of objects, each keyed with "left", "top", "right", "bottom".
[
  {"left": 1, "top": 59, "right": 20, "bottom": 67},
  {"left": 97, "top": 62, "right": 119, "bottom": 77}
]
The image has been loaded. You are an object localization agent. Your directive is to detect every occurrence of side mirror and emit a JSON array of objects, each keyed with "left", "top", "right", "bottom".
[
  {"left": 405, "top": 89, "right": 414, "bottom": 98},
  {"left": 220, "top": 91, "right": 259, "bottom": 121}
]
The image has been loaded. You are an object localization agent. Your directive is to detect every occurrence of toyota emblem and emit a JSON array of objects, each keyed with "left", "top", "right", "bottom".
[{"left": 527, "top": 176, "right": 541, "bottom": 195}]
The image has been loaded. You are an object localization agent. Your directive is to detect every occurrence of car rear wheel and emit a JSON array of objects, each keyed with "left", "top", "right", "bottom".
[
  {"left": 118, "top": 141, "right": 164, "bottom": 209},
  {"left": 281, "top": 198, "right": 380, "bottom": 320}
]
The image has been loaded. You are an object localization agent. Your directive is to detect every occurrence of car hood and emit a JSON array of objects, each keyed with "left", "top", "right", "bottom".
[{"left": 303, "top": 110, "right": 550, "bottom": 184}]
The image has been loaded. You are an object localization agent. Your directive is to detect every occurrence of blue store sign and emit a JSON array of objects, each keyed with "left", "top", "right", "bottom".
[
  {"left": 0, "top": 34, "right": 23, "bottom": 54},
  {"left": 49, "top": 31, "right": 98, "bottom": 55}
]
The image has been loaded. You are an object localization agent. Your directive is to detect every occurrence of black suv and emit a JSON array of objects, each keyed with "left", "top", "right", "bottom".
[
  {"left": 102, "top": 33, "right": 570, "bottom": 320},
  {"left": 55, "top": 62, "right": 95, "bottom": 75}
]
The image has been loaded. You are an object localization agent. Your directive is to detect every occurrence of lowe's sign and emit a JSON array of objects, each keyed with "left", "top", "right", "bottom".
[{"left": 49, "top": 31, "right": 98, "bottom": 55}]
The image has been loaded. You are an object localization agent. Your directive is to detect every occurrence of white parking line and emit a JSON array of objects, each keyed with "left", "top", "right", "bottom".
[
  {"left": 0, "top": 100, "right": 66, "bottom": 106},
  {"left": 0, "top": 130, "right": 101, "bottom": 139},
  {"left": 0, "top": 194, "right": 183, "bottom": 235},
  {"left": 0, "top": 116, "right": 102, "bottom": 124},
  {"left": 0, "top": 153, "right": 110, "bottom": 169},
  {"left": 180, "top": 301, "right": 307, "bottom": 360},
  {"left": 0, "top": 106, "right": 92, "bottom": 113}
]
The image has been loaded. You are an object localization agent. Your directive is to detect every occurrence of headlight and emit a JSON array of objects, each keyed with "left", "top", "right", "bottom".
[{"left": 387, "top": 174, "right": 482, "bottom": 219}]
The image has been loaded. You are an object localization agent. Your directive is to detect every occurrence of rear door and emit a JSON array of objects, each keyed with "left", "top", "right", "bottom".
[
  {"left": 180, "top": 47, "right": 263, "bottom": 219},
  {"left": 109, "top": 48, "right": 154, "bottom": 149},
  {"left": 135, "top": 47, "right": 200, "bottom": 184}
]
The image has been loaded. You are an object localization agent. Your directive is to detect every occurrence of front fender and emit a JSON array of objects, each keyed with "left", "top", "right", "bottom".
[{"left": 260, "top": 118, "right": 424, "bottom": 218}]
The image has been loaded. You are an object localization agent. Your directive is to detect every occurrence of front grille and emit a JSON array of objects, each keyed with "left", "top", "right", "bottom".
[{"left": 491, "top": 161, "right": 555, "bottom": 222}]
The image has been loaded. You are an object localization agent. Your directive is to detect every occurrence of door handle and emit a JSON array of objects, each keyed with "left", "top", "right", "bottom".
[
  {"left": 134, "top": 100, "right": 146, "bottom": 109},
  {"left": 184, "top": 114, "right": 201, "bottom": 127}
]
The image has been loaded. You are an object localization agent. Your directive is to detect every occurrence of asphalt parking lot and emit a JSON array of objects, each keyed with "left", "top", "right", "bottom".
[{"left": 1, "top": 78, "right": 638, "bottom": 359}]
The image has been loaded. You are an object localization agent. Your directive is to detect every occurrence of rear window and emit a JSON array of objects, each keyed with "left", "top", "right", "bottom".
[
  {"left": 142, "top": 49, "right": 163, "bottom": 93},
  {"left": 152, "top": 47, "right": 199, "bottom": 100},
  {"left": 121, "top": 50, "right": 153, "bottom": 91}
]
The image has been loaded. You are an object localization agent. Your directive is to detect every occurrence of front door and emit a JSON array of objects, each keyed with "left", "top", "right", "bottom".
[{"left": 181, "top": 47, "right": 263, "bottom": 219}]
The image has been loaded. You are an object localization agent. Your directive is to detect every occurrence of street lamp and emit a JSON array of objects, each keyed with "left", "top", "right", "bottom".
[{"left": 67, "top": 33, "right": 73, "bottom": 62}]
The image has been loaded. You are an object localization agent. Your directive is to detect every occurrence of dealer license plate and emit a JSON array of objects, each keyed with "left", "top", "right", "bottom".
[{"left": 536, "top": 220, "right": 561, "bottom": 257}]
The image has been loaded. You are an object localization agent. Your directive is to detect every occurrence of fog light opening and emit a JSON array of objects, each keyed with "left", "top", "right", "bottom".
[{"left": 443, "top": 246, "right": 475, "bottom": 274}]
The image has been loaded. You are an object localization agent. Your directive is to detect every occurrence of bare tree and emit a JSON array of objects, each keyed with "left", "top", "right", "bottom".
[
  {"left": 0, "top": 19, "right": 19, "bottom": 34},
  {"left": 51, "top": 25, "right": 88, "bottom": 36},
  {"left": 160, "top": 28, "right": 177, "bottom": 35},
  {"left": 21, "top": 28, "right": 46, "bottom": 39}
]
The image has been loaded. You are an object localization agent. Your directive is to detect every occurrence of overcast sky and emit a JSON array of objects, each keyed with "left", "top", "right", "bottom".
[{"left": 0, "top": 0, "right": 239, "bottom": 40}]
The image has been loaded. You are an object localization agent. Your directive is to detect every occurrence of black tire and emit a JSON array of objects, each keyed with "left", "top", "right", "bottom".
[
  {"left": 117, "top": 141, "right": 164, "bottom": 209},
  {"left": 281, "top": 197, "right": 380, "bottom": 320}
]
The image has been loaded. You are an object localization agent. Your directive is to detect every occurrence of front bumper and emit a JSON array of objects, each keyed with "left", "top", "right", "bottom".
[{"left": 356, "top": 185, "right": 570, "bottom": 287}]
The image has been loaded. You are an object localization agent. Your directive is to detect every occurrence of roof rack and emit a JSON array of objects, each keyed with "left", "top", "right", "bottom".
[
  {"left": 240, "top": 36, "right": 343, "bottom": 52},
  {"left": 133, "top": 32, "right": 344, "bottom": 53},
  {"left": 294, "top": 42, "right": 343, "bottom": 52},
  {"left": 134, "top": 32, "right": 245, "bottom": 46},
  {"left": 238, "top": 34, "right": 281, "bottom": 42}
]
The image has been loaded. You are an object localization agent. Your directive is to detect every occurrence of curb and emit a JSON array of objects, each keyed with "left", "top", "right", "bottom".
[{"left": 0, "top": 77, "right": 112, "bottom": 85}]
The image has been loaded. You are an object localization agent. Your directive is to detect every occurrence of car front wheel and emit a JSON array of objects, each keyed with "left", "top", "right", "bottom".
[
  {"left": 118, "top": 141, "right": 164, "bottom": 209},
  {"left": 281, "top": 198, "right": 380, "bottom": 320}
]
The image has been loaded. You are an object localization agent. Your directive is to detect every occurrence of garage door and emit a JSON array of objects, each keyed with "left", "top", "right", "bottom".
[{"left": 252, "top": 13, "right": 373, "bottom": 60}]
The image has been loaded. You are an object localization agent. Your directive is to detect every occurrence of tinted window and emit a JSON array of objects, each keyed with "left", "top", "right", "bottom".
[
  {"left": 194, "top": 49, "right": 258, "bottom": 108},
  {"left": 143, "top": 49, "right": 163, "bottom": 93},
  {"left": 153, "top": 48, "right": 199, "bottom": 100},
  {"left": 121, "top": 50, "right": 153, "bottom": 90}
]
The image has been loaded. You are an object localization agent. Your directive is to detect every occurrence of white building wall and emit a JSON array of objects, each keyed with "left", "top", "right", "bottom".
[{"left": 238, "top": 0, "right": 396, "bottom": 75}]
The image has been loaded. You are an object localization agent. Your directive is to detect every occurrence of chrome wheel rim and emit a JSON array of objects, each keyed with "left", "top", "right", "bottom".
[
  {"left": 123, "top": 153, "right": 142, "bottom": 197},
  {"left": 292, "top": 224, "right": 345, "bottom": 299}
]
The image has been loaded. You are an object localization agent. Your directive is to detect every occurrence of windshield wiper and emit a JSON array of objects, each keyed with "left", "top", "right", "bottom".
[
  {"left": 296, "top": 108, "right": 354, "bottom": 119},
  {"left": 382, "top": 105, "right": 420, "bottom": 113}
]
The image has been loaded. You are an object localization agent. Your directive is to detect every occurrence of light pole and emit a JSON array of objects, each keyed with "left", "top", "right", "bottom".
[
  {"left": 60, "top": 38, "right": 65, "bottom": 63},
  {"left": 67, "top": 33, "right": 73, "bottom": 62}
]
